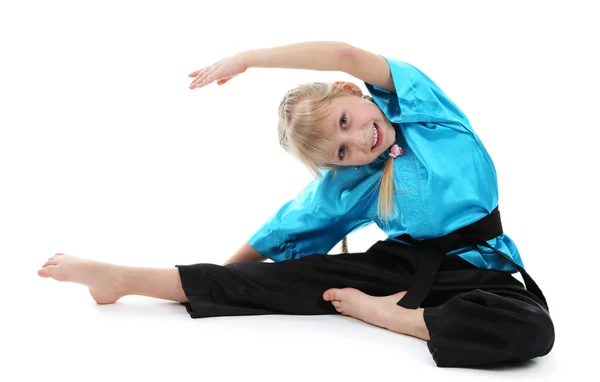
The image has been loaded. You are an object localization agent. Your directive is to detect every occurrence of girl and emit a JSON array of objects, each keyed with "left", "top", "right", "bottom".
[{"left": 37, "top": 41, "right": 554, "bottom": 368}]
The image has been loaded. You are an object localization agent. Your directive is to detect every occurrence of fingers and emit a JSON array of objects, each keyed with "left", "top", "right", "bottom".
[
  {"left": 189, "top": 56, "right": 244, "bottom": 89},
  {"left": 189, "top": 63, "right": 229, "bottom": 89},
  {"left": 188, "top": 65, "right": 215, "bottom": 88},
  {"left": 193, "top": 68, "right": 217, "bottom": 89},
  {"left": 190, "top": 72, "right": 206, "bottom": 89}
]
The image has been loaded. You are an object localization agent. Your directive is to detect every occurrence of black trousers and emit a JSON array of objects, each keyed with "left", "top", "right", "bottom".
[{"left": 175, "top": 240, "right": 554, "bottom": 368}]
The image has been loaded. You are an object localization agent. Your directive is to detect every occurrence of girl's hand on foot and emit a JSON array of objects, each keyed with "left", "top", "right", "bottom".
[{"left": 188, "top": 54, "right": 247, "bottom": 89}]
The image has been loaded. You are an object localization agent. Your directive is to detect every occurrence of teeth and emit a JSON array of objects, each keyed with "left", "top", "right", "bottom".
[{"left": 372, "top": 125, "right": 378, "bottom": 148}]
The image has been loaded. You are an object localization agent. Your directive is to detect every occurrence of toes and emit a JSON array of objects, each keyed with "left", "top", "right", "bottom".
[
  {"left": 42, "top": 259, "right": 56, "bottom": 268},
  {"left": 330, "top": 301, "right": 343, "bottom": 313},
  {"left": 42, "top": 253, "right": 65, "bottom": 267},
  {"left": 323, "top": 288, "right": 342, "bottom": 301},
  {"left": 52, "top": 253, "right": 65, "bottom": 260},
  {"left": 37, "top": 266, "right": 55, "bottom": 278},
  {"left": 323, "top": 287, "right": 360, "bottom": 301}
]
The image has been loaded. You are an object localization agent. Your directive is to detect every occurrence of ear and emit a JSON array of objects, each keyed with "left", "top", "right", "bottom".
[{"left": 333, "top": 81, "right": 363, "bottom": 96}]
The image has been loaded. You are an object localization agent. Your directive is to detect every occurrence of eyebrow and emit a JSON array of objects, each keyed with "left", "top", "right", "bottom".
[{"left": 330, "top": 112, "right": 341, "bottom": 163}]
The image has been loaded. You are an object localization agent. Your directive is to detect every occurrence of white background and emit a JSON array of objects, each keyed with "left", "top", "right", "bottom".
[{"left": 1, "top": 0, "right": 598, "bottom": 380}]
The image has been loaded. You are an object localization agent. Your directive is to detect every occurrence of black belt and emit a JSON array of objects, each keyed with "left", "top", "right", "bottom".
[{"left": 394, "top": 207, "right": 548, "bottom": 311}]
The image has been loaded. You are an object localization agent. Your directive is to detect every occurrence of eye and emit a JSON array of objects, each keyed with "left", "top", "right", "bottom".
[
  {"left": 338, "top": 113, "right": 348, "bottom": 161},
  {"left": 340, "top": 113, "right": 347, "bottom": 130},
  {"left": 338, "top": 145, "right": 346, "bottom": 161}
]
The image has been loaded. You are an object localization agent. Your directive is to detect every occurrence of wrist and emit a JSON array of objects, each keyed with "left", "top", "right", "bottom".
[
  {"left": 236, "top": 50, "right": 254, "bottom": 72},
  {"left": 237, "top": 47, "right": 268, "bottom": 71}
]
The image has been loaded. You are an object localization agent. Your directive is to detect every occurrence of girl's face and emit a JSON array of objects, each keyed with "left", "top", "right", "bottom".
[{"left": 319, "top": 94, "right": 396, "bottom": 167}]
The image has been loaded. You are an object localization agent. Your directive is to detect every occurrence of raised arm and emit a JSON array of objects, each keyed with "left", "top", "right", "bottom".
[{"left": 189, "top": 41, "right": 395, "bottom": 93}]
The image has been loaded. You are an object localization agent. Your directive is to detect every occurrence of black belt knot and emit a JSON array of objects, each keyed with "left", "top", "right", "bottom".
[{"left": 395, "top": 207, "right": 548, "bottom": 311}]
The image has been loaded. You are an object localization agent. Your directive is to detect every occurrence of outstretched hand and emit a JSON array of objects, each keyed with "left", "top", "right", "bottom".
[{"left": 188, "top": 54, "right": 247, "bottom": 89}]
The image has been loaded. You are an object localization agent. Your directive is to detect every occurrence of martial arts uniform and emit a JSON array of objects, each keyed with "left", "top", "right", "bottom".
[{"left": 176, "top": 58, "right": 554, "bottom": 368}]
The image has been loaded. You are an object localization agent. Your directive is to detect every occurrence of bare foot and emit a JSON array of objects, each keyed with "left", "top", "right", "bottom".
[
  {"left": 38, "top": 253, "right": 125, "bottom": 304},
  {"left": 323, "top": 288, "right": 430, "bottom": 341}
]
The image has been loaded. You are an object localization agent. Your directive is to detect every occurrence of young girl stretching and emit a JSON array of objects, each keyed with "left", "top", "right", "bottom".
[{"left": 38, "top": 41, "right": 554, "bottom": 368}]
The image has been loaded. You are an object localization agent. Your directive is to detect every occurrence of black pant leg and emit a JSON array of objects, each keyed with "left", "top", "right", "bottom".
[
  {"left": 175, "top": 248, "right": 419, "bottom": 319},
  {"left": 423, "top": 288, "right": 555, "bottom": 368},
  {"left": 176, "top": 242, "right": 555, "bottom": 369}
]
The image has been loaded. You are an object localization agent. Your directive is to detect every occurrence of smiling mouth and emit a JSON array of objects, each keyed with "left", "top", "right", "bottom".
[{"left": 371, "top": 123, "right": 382, "bottom": 151}]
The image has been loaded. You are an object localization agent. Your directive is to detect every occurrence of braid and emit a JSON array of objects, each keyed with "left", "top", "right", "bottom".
[
  {"left": 278, "top": 84, "right": 397, "bottom": 254},
  {"left": 363, "top": 92, "right": 397, "bottom": 224},
  {"left": 378, "top": 156, "right": 396, "bottom": 227},
  {"left": 340, "top": 236, "right": 349, "bottom": 254}
]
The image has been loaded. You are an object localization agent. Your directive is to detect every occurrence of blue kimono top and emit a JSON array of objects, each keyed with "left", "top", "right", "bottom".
[{"left": 248, "top": 57, "right": 524, "bottom": 273}]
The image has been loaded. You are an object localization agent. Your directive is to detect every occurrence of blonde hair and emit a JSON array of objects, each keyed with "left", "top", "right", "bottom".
[{"left": 278, "top": 82, "right": 397, "bottom": 226}]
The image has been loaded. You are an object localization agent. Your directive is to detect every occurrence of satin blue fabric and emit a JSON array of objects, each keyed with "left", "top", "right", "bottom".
[{"left": 248, "top": 57, "right": 524, "bottom": 273}]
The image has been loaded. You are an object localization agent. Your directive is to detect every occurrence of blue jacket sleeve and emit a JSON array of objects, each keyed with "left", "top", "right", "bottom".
[
  {"left": 247, "top": 169, "right": 377, "bottom": 262},
  {"left": 365, "top": 57, "right": 472, "bottom": 130}
]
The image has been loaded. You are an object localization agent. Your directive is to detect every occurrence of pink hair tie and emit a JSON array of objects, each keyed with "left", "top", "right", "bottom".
[{"left": 389, "top": 144, "right": 403, "bottom": 158}]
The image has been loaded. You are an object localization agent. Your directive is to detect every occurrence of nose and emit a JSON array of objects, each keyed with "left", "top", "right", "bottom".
[{"left": 350, "top": 123, "right": 371, "bottom": 152}]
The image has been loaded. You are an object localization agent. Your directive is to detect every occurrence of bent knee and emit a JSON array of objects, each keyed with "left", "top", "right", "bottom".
[{"left": 515, "top": 305, "right": 555, "bottom": 360}]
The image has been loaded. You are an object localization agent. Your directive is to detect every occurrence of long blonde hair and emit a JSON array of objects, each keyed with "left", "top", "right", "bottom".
[{"left": 277, "top": 82, "right": 397, "bottom": 226}]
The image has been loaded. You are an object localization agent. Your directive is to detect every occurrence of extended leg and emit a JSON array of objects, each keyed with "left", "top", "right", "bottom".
[
  {"left": 37, "top": 253, "right": 187, "bottom": 304},
  {"left": 174, "top": 250, "right": 417, "bottom": 318}
]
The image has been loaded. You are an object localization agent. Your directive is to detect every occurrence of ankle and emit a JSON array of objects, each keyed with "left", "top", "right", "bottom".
[
  {"left": 384, "top": 307, "right": 430, "bottom": 341},
  {"left": 406, "top": 308, "right": 430, "bottom": 341},
  {"left": 107, "top": 264, "right": 129, "bottom": 297}
]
